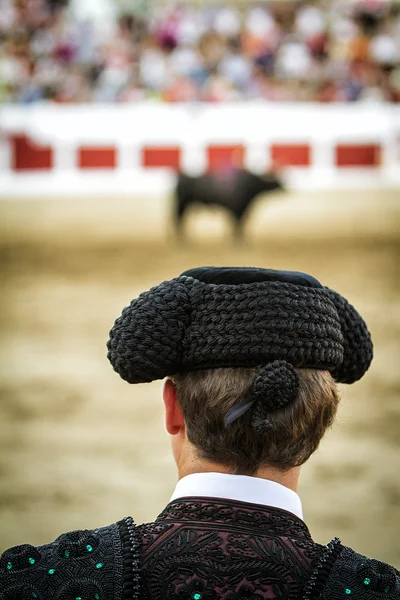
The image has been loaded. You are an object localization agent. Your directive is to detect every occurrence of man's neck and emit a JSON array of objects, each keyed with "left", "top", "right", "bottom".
[{"left": 177, "top": 456, "right": 300, "bottom": 493}]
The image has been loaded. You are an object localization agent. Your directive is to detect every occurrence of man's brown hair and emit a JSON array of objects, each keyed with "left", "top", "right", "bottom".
[{"left": 171, "top": 368, "right": 340, "bottom": 475}]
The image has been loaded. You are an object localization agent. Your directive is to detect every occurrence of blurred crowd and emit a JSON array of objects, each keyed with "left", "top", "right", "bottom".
[{"left": 1, "top": 0, "right": 400, "bottom": 104}]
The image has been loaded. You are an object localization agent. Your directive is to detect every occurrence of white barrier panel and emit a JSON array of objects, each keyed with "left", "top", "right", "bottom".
[{"left": 1, "top": 103, "right": 400, "bottom": 196}]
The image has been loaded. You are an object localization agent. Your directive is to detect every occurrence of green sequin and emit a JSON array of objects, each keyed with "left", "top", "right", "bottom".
[
  {"left": 75, "top": 597, "right": 82, "bottom": 600},
  {"left": 6, "top": 562, "right": 12, "bottom": 571},
  {"left": 32, "top": 594, "right": 38, "bottom": 599},
  {"left": 345, "top": 589, "right": 352, "bottom": 595},
  {"left": 95, "top": 595, "right": 100, "bottom": 600},
  {"left": 364, "top": 578, "right": 371, "bottom": 585},
  {"left": 384, "top": 586, "right": 390, "bottom": 593},
  {"left": 48, "top": 568, "right": 55, "bottom": 575},
  {"left": 193, "top": 594, "right": 202, "bottom": 600},
  {"left": 95, "top": 562, "right": 103, "bottom": 569},
  {"left": 28, "top": 557, "right": 35, "bottom": 565},
  {"left": 86, "top": 544, "right": 93, "bottom": 552},
  {"left": 64, "top": 550, "right": 70, "bottom": 558}
]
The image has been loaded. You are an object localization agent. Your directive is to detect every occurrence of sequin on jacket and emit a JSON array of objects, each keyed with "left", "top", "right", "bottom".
[{"left": 1, "top": 498, "right": 399, "bottom": 600}]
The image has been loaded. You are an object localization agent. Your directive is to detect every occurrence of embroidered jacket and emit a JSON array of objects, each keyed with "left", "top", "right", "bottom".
[{"left": 1, "top": 498, "right": 399, "bottom": 600}]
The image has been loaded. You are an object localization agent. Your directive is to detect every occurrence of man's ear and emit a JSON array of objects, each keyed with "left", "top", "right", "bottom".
[{"left": 163, "top": 378, "right": 185, "bottom": 436}]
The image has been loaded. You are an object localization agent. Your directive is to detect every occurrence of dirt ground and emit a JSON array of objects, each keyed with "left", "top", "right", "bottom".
[{"left": 0, "top": 188, "right": 399, "bottom": 567}]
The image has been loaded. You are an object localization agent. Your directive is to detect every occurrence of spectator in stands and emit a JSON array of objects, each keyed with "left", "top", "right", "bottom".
[{"left": 0, "top": 0, "right": 399, "bottom": 104}]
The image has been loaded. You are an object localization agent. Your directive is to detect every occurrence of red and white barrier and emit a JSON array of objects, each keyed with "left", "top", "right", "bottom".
[{"left": 1, "top": 103, "right": 399, "bottom": 196}]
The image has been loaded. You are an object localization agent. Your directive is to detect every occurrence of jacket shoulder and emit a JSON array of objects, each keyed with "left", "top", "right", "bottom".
[
  {"left": 0, "top": 519, "right": 129, "bottom": 600},
  {"left": 305, "top": 541, "right": 400, "bottom": 600}
]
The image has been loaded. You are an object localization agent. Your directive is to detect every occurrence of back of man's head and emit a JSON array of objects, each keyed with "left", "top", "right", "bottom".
[
  {"left": 171, "top": 367, "right": 339, "bottom": 475},
  {"left": 107, "top": 266, "right": 373, "bottom": 477}
]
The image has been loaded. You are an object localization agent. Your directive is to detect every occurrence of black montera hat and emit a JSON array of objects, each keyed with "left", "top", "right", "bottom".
[{"left": 107, "top": 267, "right": 373, "bottom": 428}]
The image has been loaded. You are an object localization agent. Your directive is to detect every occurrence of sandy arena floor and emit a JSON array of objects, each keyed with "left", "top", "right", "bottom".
[{"left": 0, "top": 188, "right": 399, "bottom": 567}]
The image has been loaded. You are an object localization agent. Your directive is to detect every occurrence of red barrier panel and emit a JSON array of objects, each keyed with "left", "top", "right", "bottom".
[
  {"left": 271, "top": 144, "right": 311, "bottom": 167},
  {"left": 11, "top": 134, "right": 53, "bottom": 171},
  {"left": 207, "top": 145, "right": 244, "bottom": 171},
  {"left": 78, "top": 147, "right": 117, "bottom": 169},
  {"left": 142, "top": 147, "right": 181, "bottom": 168},
  {"left": 335, "top": 144, "right": 380, "bottom": 167}
]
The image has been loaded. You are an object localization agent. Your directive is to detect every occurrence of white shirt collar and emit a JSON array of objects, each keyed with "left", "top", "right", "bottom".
[{"left": 170, "top": 472, "right": 303, "bottom": 520}]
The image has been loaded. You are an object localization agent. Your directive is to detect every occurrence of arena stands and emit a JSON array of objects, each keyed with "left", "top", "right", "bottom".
[{"left": 0, "top": 0, "right": 399, "bottom": 103}]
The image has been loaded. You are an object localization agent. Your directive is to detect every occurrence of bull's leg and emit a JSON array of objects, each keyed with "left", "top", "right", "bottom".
[
  {"left": 232, "top": 213, "right": 246, "bottom": 244},
  {"left": 174, "top": 192, "right": 191, "bottom": 241}
]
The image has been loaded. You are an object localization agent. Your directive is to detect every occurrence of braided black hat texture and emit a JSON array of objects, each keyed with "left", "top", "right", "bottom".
[
  {"left": 107, "top": 266, "right": 372, "bottom": 386},
  {"left": 107, "top": 267, "right": 373, "bottom": 430}
]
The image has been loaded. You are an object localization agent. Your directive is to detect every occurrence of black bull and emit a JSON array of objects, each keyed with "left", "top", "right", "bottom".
[{"left": 175, "top": 169, "right": 285, "bottom": 238}]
